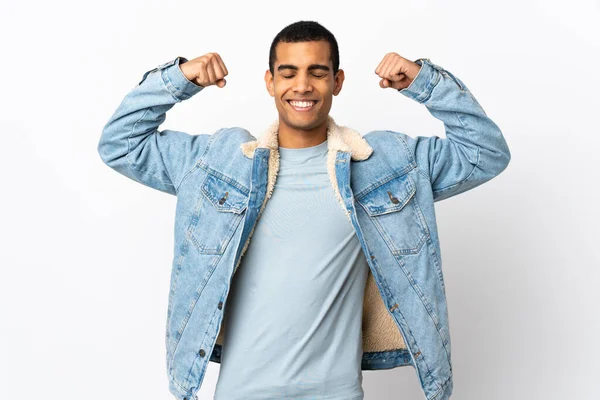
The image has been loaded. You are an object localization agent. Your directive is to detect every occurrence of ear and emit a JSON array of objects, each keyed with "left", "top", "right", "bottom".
[
  {"left": 333, "top": 69, "right": 345, "bottom": 96},
  {"left": 264, "top": 69, "right": 275, "bottom": 96}
]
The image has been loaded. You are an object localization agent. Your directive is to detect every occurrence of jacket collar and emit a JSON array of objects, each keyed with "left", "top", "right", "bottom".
[{"left": 240, "top": 115, "right": 373, "bottom": 161}]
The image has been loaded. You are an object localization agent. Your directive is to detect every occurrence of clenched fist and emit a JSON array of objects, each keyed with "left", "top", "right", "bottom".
[
  {"left": 374, "top": 52, "right": 421, "bottom": 90},
  {"left": 180, "top": 52, "right": 229, "bottom": 88}
]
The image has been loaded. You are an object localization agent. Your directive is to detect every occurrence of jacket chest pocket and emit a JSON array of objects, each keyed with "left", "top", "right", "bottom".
[
  {"left": 189, "top": 172, "right": 249, "bottom": 255},
  {"left": 355, "top": 174, "right": 428, "bottom": 254}
]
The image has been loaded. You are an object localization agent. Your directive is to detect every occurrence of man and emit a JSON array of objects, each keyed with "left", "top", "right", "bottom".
[{"left": 98, "top": 20, "right": 510, "bottom": 400}]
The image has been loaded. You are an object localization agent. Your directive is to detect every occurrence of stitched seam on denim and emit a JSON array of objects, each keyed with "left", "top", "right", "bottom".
[
  {"left": 176, "top": 131, "right": 219, "bottom": 194},
  {"left": 198, "top": 163, "right": 250, "bottom": 195},
  {"left": 168, "top": 254, "right": 221, "bottom": 368},
  {"left": 406, "top": 187, "right": 431, "bottom": 239},
  {"left": 126, "top": 108, "right": 175, "bottom": 189},
  {"left": 438, "top": 373, "right": 453, "bottom": 389},
  {"left": 432, "top": 144, "right": 480, "bottom": 195},
  {"left": 401, "top": 250, "right": 452, "bottom": 360},
  {"left": 442, "top": 69, "right": 465, "bottom": 92},
  {"left": 174, "top": 135, "right": 208, "bottom": 195},
  {"left": 404, "top": 59, "right": 435, "bottom": 104},
  {"left": 168, "top": 224, "right": 194, "bottom": 369},
  {"left": 418, "top": 62, "right": 442, "bottom": 104},
  {"left": 192, "top": 213, "right": 243, "bottom": 255},
  {"left": 390, "top": 131, "right": 415, "bottom": 164},
  {"left": 196, "top": 288, "right": 229, "bottom": 388},
  {"left": 365, "top": 191, "right": 426, "bottom": 255},
  {"left": 175, "top": 253, "right": 221, "bottom": 339},
  {"left": 416, "top": 167, "right": 431, "bottom": 182},
  {"left": 183, "top": 304, "right": 221, "bottom": 389},
  {"left": 175, "top": 163, "right": 200, "bottom": 195},
  {"left": 419, "top": 78, "right": 435, "bottom": 103},
  {"left": 199, "top": 129, "right": 219, "bottom": 162},
  {"left": 191, "top": 175, "right": 241, "bottom": 255},
  {"left": 391, "top": 131, "right": 432, "bottom": 183},
  {"left": 398, "top": 255, "right": 451, "bottom": 381},
  {"left": 155, "top": 130, "right": 176, "bottom": 190},
  {"left": 374, "top": 266, "right": 436, "bottom": 381},
  {"left": 397, "top": 258, "right": 442, "bottom": 329},
  {"left": 167, "top": 194, "right": 205, "bottom": 364},
  {"left": 168, "top": 375, "right": 189, "bottom": 396},
  {"left": 429, "top": 373, "right": 453, "bottom": 400},
  {"left": 201, "top": 175, "right": 249, "bottom": 213},
  {"left": 161, "top": 66, "right": 188, "bottom": 102},
  {"left": 426, "top": 237, "right": 446, "bottom": 294},
  {"left": 167, "top": 253, "right": 186, "bottom": 356},
  {"left": 369, "top": 213, "right": 425, "bottom": 255},
  {"left": 354, "top": 163, "right": 416, "bottom": 200},
  {"left": 431, "top": 108, "right": 480, "bottom": 194}
]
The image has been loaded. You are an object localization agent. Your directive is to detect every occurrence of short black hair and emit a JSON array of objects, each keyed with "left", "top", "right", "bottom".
[{"left": 269, "top": 20, "right": 340, "bottom": 76}]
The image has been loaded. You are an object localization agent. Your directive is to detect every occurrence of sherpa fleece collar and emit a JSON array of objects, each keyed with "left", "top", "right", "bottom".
[{"left": 240, "top": 115, "right": 374, "bottom": 161}]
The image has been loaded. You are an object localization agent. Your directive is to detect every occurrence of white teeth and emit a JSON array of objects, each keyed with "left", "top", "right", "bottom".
[{"left": 289, "top": 101, "right": 315, "bottom": 108}]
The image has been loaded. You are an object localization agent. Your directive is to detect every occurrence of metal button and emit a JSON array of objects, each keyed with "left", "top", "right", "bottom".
[
  {"left": 218, "top": 301, "right": 223, "bottom": 310},
  {"left": 370, "top": 255, "right": 375, "bottom": 260},
  {"left": 199, "top": 349, "right": 206, "bottom": 357},
  {"left": 387, "top": 191, "right": 399, "bottom": 204},
  {"left": 414, "top": 351, "right": 421, "bottom": 358},
  {"left": 218, "top": 191, "right": 229, "bottom": 205}
]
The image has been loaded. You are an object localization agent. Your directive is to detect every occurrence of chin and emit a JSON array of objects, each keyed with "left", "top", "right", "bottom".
[{"left": 286, "top": 115, "right": 325, "bottom": 130}]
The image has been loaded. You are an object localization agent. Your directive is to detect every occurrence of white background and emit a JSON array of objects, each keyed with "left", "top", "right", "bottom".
[{"left": 1, "top": 0, "right": 599, "bottom": 399}]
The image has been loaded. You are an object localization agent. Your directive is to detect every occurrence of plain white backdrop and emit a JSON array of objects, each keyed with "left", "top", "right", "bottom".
[{"left": 1, "top": 0, "right": 599, "bottom": 399}]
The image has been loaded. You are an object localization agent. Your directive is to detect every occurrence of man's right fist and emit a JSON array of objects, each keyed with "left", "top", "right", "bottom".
[{"left": 179, "top": 53, "right": 229, "bottom": 88}]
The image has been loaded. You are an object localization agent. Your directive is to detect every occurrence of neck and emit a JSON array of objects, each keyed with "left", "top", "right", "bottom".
[{"left": 277, "top": 118, "right": 328, "bottom": 148}]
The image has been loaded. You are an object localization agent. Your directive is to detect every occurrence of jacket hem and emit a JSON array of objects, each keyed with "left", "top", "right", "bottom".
[
  {"left": 428, "top": 373, "right": 453, "bottom": 400},
  {"left": 168, "top": 375, "right": 197, "bottom": 400}
]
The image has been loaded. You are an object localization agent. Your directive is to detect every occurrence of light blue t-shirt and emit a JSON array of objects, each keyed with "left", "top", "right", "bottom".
[{"left": 214, "top": 139, "right": 369, "bottom": 400}]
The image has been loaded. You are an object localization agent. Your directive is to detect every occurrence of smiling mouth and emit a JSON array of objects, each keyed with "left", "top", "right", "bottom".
[{"left": 287, "top": 100, "right": 318, "bottom": 111}]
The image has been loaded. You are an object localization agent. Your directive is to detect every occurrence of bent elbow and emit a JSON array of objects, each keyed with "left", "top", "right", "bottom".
[
  {"left": 492, "top": 142, "right": 511, "bottom": 177},
  {"left": 97, "top": 127, "right": 128, "bottom": 168}
]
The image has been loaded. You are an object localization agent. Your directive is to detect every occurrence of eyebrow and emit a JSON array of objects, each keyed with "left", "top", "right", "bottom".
[{"left": 277, "top": 64, "right": 330, "bottom": 72}]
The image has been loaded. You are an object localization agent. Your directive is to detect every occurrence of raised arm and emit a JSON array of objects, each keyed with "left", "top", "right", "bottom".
[
  {"left": 376, "top": 53, "right": 511, "bottom": 202},
  {"left": 97, "top": 53, "right": 228, "bottom": 195}
]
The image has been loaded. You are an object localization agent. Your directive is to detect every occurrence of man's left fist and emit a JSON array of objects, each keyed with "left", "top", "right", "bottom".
[{"left": 375, "top": 52, "right": 421, "bottom": 90}]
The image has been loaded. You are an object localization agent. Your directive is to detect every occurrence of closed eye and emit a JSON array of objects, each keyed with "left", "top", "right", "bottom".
[{"left": 281, "top": 74, "right": 327, "bottom": 79}]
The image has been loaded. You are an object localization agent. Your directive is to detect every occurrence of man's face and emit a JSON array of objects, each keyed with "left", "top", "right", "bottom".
[{"left": 265, "top": 40, "right": 344, "bottom": 133}]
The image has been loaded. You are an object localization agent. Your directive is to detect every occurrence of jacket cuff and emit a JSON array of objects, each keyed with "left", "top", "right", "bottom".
[
  {"left": 163, "top": 56, "right": 204, "bottom": 100},
  {"left": 398, "top": 58, "right": 440, "bottom": 103}
]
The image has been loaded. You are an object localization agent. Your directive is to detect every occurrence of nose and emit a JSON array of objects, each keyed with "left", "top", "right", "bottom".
[{"left": 293, "top": 74, "right": 312, "bottom": 93}]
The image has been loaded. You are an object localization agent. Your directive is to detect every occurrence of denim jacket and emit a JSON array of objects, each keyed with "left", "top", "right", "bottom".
[{"left": 98, "top": 55, "right": 510, "bottom": 400}]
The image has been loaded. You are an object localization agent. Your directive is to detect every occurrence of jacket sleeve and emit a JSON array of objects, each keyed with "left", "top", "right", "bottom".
[
  {"left": 97, "top": 56, "right": 216, "bottom": 196},
  {"left": 398, "top": 58, "right": 511, "bottom": 202}
]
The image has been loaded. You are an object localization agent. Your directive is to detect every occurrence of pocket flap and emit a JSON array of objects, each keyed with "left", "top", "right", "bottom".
[
  {"left": 356, "top": 175, "right": 416, "bottom": 216},
  {"left": 201, "top": 173, "right": 249, "bottom": 214}
]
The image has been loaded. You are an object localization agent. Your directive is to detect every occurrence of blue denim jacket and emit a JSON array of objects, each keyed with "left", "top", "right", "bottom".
[{"left": 98, "top": 55, "right": 510, "bottom": 400}]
